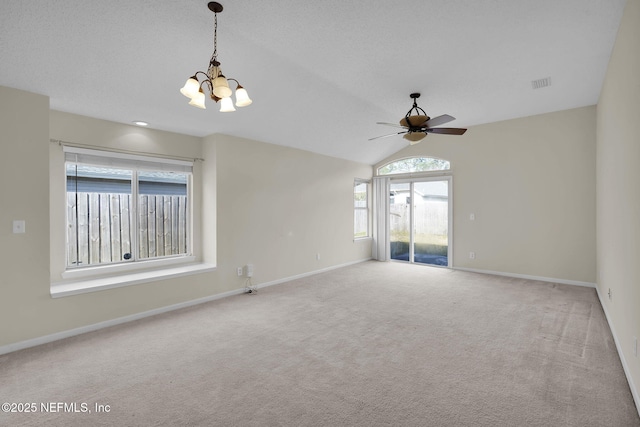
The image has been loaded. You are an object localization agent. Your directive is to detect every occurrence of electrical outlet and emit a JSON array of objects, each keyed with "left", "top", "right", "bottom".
[
  {"left": 237, "top": 267, "right": 243, "bottom": 277},
  {"left": 469, "top": 251, "right": 475, "bottom": 259},
  {"left": 608, "top": 288, "right": 612, "bottom": 301},
  {"left": 316, "top": 253, "right": 320, "bottom": 260},
  {"left": 469, "top": 213, "right": 475, "bottom": 221}
]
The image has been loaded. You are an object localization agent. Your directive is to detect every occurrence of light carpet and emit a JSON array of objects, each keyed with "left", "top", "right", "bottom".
[{"left": 1, "top": 261, "right": 638, "bottom": 426}]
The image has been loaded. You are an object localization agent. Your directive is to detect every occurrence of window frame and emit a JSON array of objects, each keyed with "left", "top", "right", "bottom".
[
  {"left": 354, "top": 178, "right": 370, "bottom": 239},
  {"left": 63, "top": 146, "right": 194, "bottom": 276},
  {"left": 377, "top": 156, "right": 451, "bottom": 176}
]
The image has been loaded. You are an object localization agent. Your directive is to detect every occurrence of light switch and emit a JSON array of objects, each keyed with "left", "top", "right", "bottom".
[{"left": 13, "top": 220, "right": 26, "bottom": 234}]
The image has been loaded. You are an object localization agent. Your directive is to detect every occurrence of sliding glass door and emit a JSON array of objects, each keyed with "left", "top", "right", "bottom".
[
  {"left": 389, "top": 182, "right": 411, "bottom": 262},
  {"left": 390, "top": 178, "right": 451, "bottom": 267}
]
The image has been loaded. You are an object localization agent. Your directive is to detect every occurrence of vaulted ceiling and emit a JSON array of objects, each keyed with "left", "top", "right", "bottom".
[{"left": 0, "top": 0, "right": 626, "bottom": 164}]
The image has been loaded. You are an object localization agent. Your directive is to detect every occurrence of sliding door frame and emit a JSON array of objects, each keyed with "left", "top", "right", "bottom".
[{"left": 389, "top": 174, "right": 453, "bottom": 268}]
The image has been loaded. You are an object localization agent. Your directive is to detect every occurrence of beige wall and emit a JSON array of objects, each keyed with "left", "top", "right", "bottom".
[
  {"left": 375, "top": 106, "right": 597, "bottom": 284},
  {"left": 0, "top": 87, "right": 51, "bottom": 346},
  {"left": 596, "top": 0, "right": 640, "bottom": 404},
  {"left": 215, "top": 133, "right": 373, "bottom": 286},
  {"left": 0, "top": 88, "right": 372, "bottom": 348}
]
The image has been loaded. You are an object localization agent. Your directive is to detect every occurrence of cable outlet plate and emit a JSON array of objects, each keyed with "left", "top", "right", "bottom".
[{"left": 13, "top": 220, "right": 26, "bottom": 234}]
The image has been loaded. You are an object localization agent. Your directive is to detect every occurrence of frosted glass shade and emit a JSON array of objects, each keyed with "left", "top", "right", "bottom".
[
  {"left": 235, "top": 87, "right": 252, "bottom": 107},
  {"left": 180, "top": 77, "right": 200, "bottom": 99},
  {"left": 188, "top": 90, "right": 206, "bottom": 109},
  {"left": 219, "top": 97, "right": 236, "bottom": 112},
  {"left": 212, "top": 75, "right": 232, "bottom": 98},
  {"left": 403, "top": 132, "right": 426, "bottom": 144}
]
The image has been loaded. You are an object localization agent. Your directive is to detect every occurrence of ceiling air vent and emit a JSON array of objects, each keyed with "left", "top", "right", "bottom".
[{"left": 531, "top": 77, "right": 552, "bottom": 89}]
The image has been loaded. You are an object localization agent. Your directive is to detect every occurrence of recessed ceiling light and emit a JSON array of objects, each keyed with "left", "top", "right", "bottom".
[{"left": 133, "top": 121, "right": 148, "bottom": 126}]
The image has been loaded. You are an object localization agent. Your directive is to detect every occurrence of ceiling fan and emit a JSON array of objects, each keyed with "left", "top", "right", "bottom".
[{"left": 370, "top": 93, "right": 467, "bottom": 144}]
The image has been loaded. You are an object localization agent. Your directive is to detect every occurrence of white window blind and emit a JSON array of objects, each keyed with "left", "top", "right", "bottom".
[{"left": 63, "top": 146, "right": 193, "bottom": 173}]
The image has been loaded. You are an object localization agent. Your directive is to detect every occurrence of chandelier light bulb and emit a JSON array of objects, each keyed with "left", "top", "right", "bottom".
[
  {"left": 234, "top": 86, "right": 252, "bottom": 107},
  {"left": 212, "top": 74, "right": 232, "bottom": 98},
  {"left": 180, "top": 76, "right": 200, "bottom": 99},
  {"left": 219, "top": 96, "right": 236, "bottom": 112},
  {"left": 188, "top": 89, "right": 207, "bottom": 109}
]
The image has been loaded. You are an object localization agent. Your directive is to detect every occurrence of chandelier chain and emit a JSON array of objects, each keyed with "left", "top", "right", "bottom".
[{"left": 211, "top": 12, "right": 218, "bottom": 62}]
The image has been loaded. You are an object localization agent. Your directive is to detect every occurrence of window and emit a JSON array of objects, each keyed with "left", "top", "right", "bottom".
[
  {"left": 354, "top": 179, "right": 369, "bottom": 238},
  {"left": 64, "top": 147, "right": 192, "bottom": 269},
  {"left": 378, "top": 157, "right": 450, "bottom": 176}
]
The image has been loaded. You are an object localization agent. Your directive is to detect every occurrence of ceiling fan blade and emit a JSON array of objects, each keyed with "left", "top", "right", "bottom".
[
  {"left": 424, "top": 114, "right": 455, "bottom": 128},
  {"left": 424, "top": 127, "right": 467, "bottom": 135},
  {"left": 376, "top": 122, "right": 407, "bottom": 129},
  {"left": 368, "top": 131, "right": 408, "bottom": 141}
]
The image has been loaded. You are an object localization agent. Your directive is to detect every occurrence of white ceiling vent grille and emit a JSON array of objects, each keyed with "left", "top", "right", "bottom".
[{"left": 531, "top": 77, "right": 552, "bottom": 89}]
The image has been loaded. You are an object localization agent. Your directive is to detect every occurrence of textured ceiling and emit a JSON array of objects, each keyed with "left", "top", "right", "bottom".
[{"left": 0, "top": 0, "right": 626, "bottom": 164}]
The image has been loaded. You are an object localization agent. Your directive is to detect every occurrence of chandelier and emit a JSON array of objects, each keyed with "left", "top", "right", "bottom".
[{"left": 180, "top": 2, "right": 252, "bottom": 112}]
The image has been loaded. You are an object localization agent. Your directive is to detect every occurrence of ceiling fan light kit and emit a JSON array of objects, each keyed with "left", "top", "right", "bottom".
[
  {"left": 180, "top": 2, "right": 252, "bottom": 112},
  {"left": 370, "top": 93, "right": 467, "bottom": 144},
  {"left": 403, "top": 131, "right": 427, "bottom": 144}
]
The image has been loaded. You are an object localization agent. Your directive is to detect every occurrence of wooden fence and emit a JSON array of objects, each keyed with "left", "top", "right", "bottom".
[
  {"left": 67, "top": 193, "right": 188, "bottom": 267},
  {"left": 354, "top": 209, "right": 368, "bottom": 237},
  {"left": 389, "top": 201, "right": 449, "bottom": 242}
]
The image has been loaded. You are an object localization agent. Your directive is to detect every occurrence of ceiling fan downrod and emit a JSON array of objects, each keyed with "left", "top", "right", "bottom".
[{"left": 405, "top": 93, "right": 429, "bottom": 128}]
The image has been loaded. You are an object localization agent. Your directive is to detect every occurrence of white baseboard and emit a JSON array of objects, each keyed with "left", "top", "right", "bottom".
[
  {"left": 0, "top": 288, "right": 245, "bottom": 356},
  {"left": 0, "top": 258, "right": 372, "bottom": 356},
  {"left": 255, "top": 258, "right": 372, "bottom": 290},
  {"left": 595, "top": 286, "right": 640, "bottom": 419},
  {"left": 454, "top": 267, "right": 596, "bottom": 288}
]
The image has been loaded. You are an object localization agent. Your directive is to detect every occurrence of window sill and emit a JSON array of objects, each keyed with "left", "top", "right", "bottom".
[
  {"left": 51, "top": 263, "right": 217, "bottom": 298},
  {"left": 354, "top": 236, "right": 372, "bottom": 242},
  {"left": 61, "top": 255, "right": 197, "bottom": 281}
]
